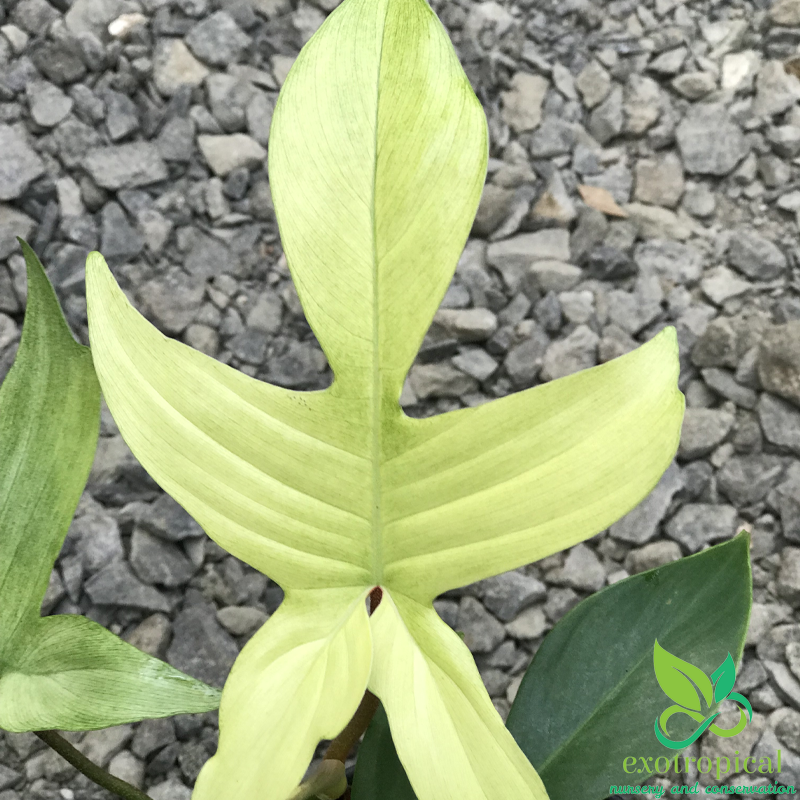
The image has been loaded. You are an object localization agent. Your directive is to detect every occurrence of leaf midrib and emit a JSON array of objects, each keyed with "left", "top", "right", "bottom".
[{"left": 371, "top": 3, "right": 388, "bottom": 586}]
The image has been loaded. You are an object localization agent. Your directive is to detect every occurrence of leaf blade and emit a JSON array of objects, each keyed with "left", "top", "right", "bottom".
[
  {"left": 0, "top": 241, "right": 222, "bottom": 732},
  {"left": 505, "top": 534, "right": 752, "bottom": 800}
]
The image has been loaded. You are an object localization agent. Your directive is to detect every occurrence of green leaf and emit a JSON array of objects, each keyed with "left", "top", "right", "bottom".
[
  {"left": 84, "top": 0, "right": 684, "bottom": 794},
  {"left": 0, "top": 240, "right": 220, "bottom": 732},
  {"left": 351, "top": 702, "right": 417, "bottom": 800},
  {"left": 653, "top": 639, "right": 713, "bottom": 712},
  {"left": 505, "top": 533, "right": 752, "bottom": 800},
  {"left": 711, "top": 653, "right": 736, "bottom": 703}
]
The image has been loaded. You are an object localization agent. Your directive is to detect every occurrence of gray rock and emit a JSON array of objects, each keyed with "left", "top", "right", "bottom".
[
  {"left": 768, "top": 125, "right": 800, "bottom": 158},
  {"left": 64, "top": 0, "right": 138, "bottom": 37},
  {"left": 228, "top": 328, "right": 269, "bottom": 364},
  {"left": 504, "top": 325, "right": 550, "bottom": 388},
  {"left": 555, "top": 544, "right": 605, "bottom": 592},
  {"left": 246, "top": 91, "right": 274, "bottom": 147},
  {"left": 624, "top": 74, "right": 662, "bottom": 135},
  {"left": 198, "top": 133, "right": 266, "bottom": 176},
  {"left": 137, "top": 267, "right": 205, "bottom": 336},
  {"left": 605, "top": 274, "right": 663, "bottom": 335},
  {"left": 206, "top": 73, "right": 255, "bottom": 133},
  {"left": 543, "top": 587, "right": 581, "bottom": 621},
  {"left": 130, "top": 527, "right": 196, "bottom": 588},
  {"left": 678, "top": 406, "right": 735, "bottom": 460},
  {"left": 26, "top": 81, "right": 73, "bottom": 127},
  {"left": 676, "top": 104, "right": 749, "bottom": 176},
  {"left": 103, "top": 88, "right": 139, "bottom": 142},
  {"left": 779, "top": 548, "right": 800, "bottom": 606},
  {"left": 184, "top": 231, "right": 233, "bottom": 279},
  {"left": 625, "top": 540, "right": 683, "bottom": 573},
  {"left": 764, "top": 660, "right": 800, "bottom": 710},
  {"left": 216, "top": 605, "right": 268, "bottom": 636},
  {"left": 691, "top": 317, "right": 738, "bottom": 368},
  {"left": 69, "top": 510, "right": 124, "bottom": 573},
  {"left": 82, "top": 143, "right": 168, "bottom": 190},
  {"left": 664, "top": 503, "right": 738, "bottom": 552},
  {"left": 149, "top": 779, "right": 191, "bottom": 800},
  {"left": 747, "top": 603, "right": 792, "bottom": 646},
  {"left": 124, "top": 612, "right": 172, "bottom": 658},
  {"left": 0, "top": 124, "right": 45, "bottom": 200},
  {"left": 717, "top": 455, "right": 786, "bottom": 506},
  {"left": 85, "top": 560, "right": 170, "bottom": 612},
  {"left": 728, "top": 230, "right": 787, "bottom": 281},
  {"left": 185, "top": 11, "right": 252, "bottom": 67},
  {"left": 108, "top": 751, "right": 144, "bottom": 789},
  {"left": 701, "top": 368, "right": 757, "bottom": 409},
  {"left": 758, "top": 394, "right": 800, "bottom": 456},
  {"left": 433, "top": 308, "right": 498, "bottom": 342},
  {"left": 79, "top": 725, "right": 133, "bottom": 769},
  {"left": 0, "top": 206, "right": 35, "bottom": 261},
  {"left": 772, "top": 0, "right": 800, "bottom": 25},
  {"left": 758, "top": 322, "right": 800, "bottom": 408},
  {"left": 753, "top": 61, "right": 800, "bottom": 118},
  {"left": 29, "top": 36, "right": 86, "bottom": 85},
  {"left": 540, "top": 324, "right": 599, "bottom": 381},
  {"left": 157, "top": 117, "right": 196, "bottom": 163},
  {"left": 700, "top": 266, "right": 752, "bottom": 307},
  {"left": 589, "top": 85, "right": 623, "bottom": 145},
  {"left": 576, "top": 60, "right": 612, "bottom": 109},
  {"left": 500, "top": 72, "right": 548, "bottom": 133},
  {"left": 672, "top": 71, "right": 716, "bottom": 100},
  {"left": 53, "top": 117, "right": 103, "bottom": 170},
  {"left": 452, "top": 347, "right": 498, "bottom": 382},
  {"left": 100, "top": 202, "right": 144, "bottom": 262},
  {"left": 505, "top": 605, "right": 547, "bottom": 640},
  {"left": 528, "top": 260, "right": 582, "bottom": 294},
  {"left": 262, "top": 339, "right": 328, "bottom": 388},
  {"left": 456, "top": 596, "right": 505, "bottom": 654},
  {"left": 131, "top": 718, "right": 176, "bottom": 760},
  {"left": 167, "top": 594, "right": 239, "bottom": 686},
  {"left": 528, "top": 118, "right": 577, "bottom": 158},
  {"left": 152, "top": 39, "right": 210, "bottom": 97},
  {"left": 648, "top": 47, "right": 687, "bottom": 76},
  {"left": 610, "top": 461, "right": 684, "bottom": 545},
  {"left": 776, "top": 465, "right": 800, "bottom": 542},
  {"left": 633, "top": 152, "right": 684, "bottom": 208},
  {"left": 139, "top": 493, "right": 205, "bottom": 542},
  {"left": 473, "top": 571, "right": 546, "bottom": 622},
  {"left": 408, "top": 362, "right": 478, "bottom": 400},
  {"left": 487, "top": 229, "right": 571, "bottom": 292},
  {"left": 0, "top": 764, "right": 21, "bottom": 791}
]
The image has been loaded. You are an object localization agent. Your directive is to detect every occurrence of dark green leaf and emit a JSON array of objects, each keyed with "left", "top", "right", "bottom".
[{"left": 505, "top": 534, "right": 752, "bottom": 800}]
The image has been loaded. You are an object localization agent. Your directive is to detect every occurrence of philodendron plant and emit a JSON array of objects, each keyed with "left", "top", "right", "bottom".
[{"left": 0, "top": 0, "right": 753, "bottom": 799}]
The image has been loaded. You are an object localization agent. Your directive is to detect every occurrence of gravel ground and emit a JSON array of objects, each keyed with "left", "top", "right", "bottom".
[{"left": 1, "top": 0, "right": 800, "bottom": 797}]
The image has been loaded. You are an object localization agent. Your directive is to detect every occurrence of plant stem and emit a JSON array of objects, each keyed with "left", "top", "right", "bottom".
[
  {"left": 323, "top": 690, "right": 380, "bottom": 763},
  {"left": 34, "top": 730, "right": 153, "bottom": 800}
]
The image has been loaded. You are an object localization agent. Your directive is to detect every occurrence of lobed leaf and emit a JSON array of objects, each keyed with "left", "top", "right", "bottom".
[{"left": 0, "top": 240, "right": 220, "bottom": 733}]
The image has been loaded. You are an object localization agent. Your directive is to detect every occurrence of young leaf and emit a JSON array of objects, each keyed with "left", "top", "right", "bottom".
[
  {"left": 505, "top": 534, "right": 752, "bottom": 800},
  {"left": 711, "top": 653, "right": 736, "bottom": 703},
  {"left": 84, "top": 0, "right": 684, "bottom": 796},
  {"left": 0, "top": 240, "right": 220, "bottom": 733},
  {"left": 653, "top": 640, "right": 713, "bottom": 712}
]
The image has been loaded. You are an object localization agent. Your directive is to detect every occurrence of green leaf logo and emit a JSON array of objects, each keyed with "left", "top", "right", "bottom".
[
  {"left": 652, "top": 642, "right": 753, "bottom": 749},
  {"left": 711, "top": 653, "right": 736, "bottom": 704},
  {"left": 653, "top": 640, "right": 713, "bottom": 713}
]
